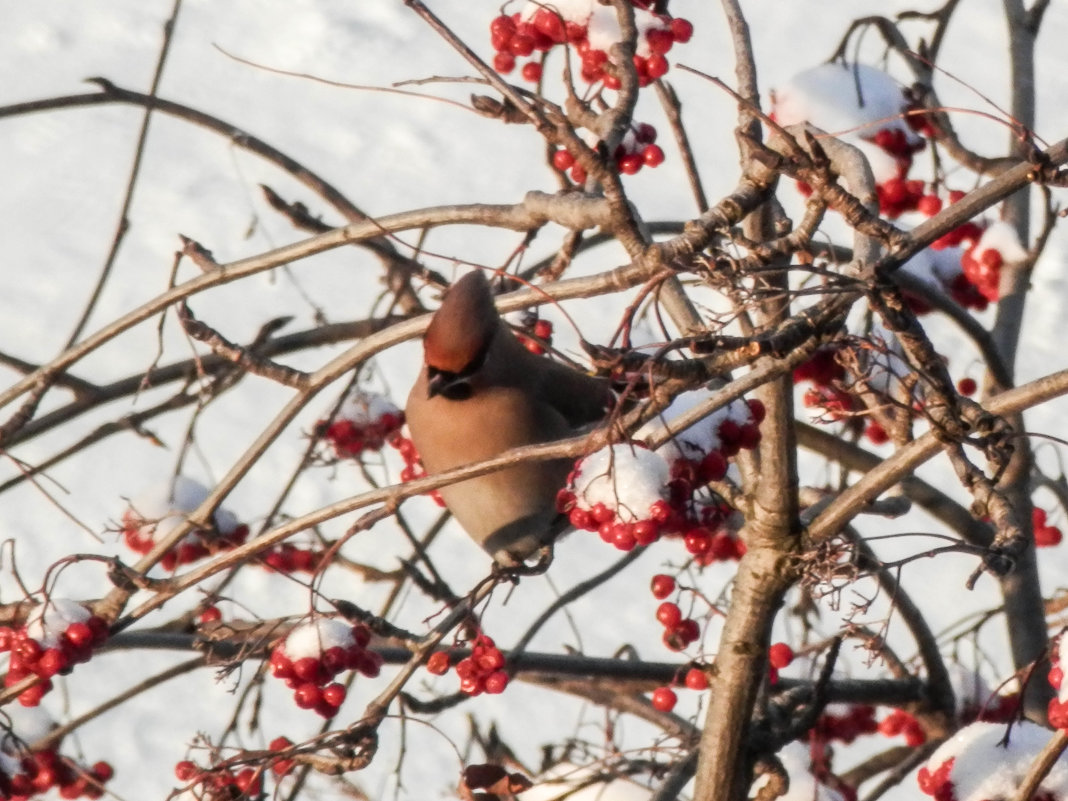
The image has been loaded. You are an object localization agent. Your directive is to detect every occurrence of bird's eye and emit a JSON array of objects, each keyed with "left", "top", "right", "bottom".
[{"left": 441, "top": 381, "right": 473, "bottom": 401}]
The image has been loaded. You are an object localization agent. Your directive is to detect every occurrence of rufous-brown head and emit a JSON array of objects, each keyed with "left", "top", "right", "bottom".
[{"left": 423, "top": 271, "right": 499, "bottom": 400}]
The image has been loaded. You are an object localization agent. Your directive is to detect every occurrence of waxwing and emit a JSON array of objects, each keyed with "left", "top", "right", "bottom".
[{"left": 405, "top": 271, "right": 611, "bottom": 565}]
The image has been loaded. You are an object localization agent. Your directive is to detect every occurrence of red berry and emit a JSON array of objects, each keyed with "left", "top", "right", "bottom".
[
  {"left": 484, "top": 671, "right": 509, "bottom": 694},
  {"left": 509, "top": 35, "right": 535, "bottom": 57},
  {"left": 746, "top": 398, "right": 766, "bottom": 423},
  {"left": 64, "top": 619, "right": 93, "bottom": 653},
  {"left": 427, "top": 651, "right": 450, "bottom": 675},
  {"left": 198, "top": 606, "right": 221, "bottom": 624},
  {"left": 490, "top": 15, "right": 516, "bottom": 40},
  {"left": 768, "top": 642, "right": 794, "bottom": 669},
  {"left": 235, "top": 768, "right": 262, "bottom": 795},
  {"left": 957, "top": 377, "right": 977, "bottom": 396},
  {"left": 591, "top": 503, "right": 615, "bottom": 524},
  {"left": 292, "top": 656, "right": 324, "bottom": 683},
  {"left": 493, "top": 51, "right": 515, "bottom": 74},
  {"left": 632, "top": 519, "right": 659, "bottom": 545},
  {"left": 645, "top": 28, "right": 673, "bottom": 55},
  {"left": 322, "top": 682, "right": 347, "bottom": 708},
  {"left": 293, "top": 682, "right": 322, "bottom": 710},
  {"left": 642, "top": 144, "right": 665, "bottom": 167},
  {"left": 552, "top": 150, "right": 574, "bottom": 171},
  {"left": 91, "top": 762, "right": 113, "bottom": 783},
  {"left": 917, "top": 194, "right": 943, "bottom": 216},
  {"left": 618, "top": 153, "right": 643, "bottom": 175},
  {"left": 669, "top": 18, "right": 694, "bottom": 43},
  {"left": 676, "top": 619, "right": 700, "bottom": 644},
  {"left": 175, "top": 761, "right": 198, "bottom": 782},
  {"left": 533, "top": 319, "right": 553, "bottom": 340},
  {"left": 35, "top": 648, "right": 67, "bottom": 678},
  {"left": 651, "top": 686, "right": 677, "bottom": 712},
  {"left": 646, "top": 54, "right": 669, "bottom": 80},
  {"left": 650, "top": 574, "right": 675, "bottom": 599},
  {"left": 521, "top": 61, "right": 543, "bottom": 83},
  {"left": 656, "top": 602, "right": 682, "bottom": 629},
  {"left": 684, "top": 667, "right": 708, "bottom": 690},
  {"left": 532, "top": 8, "right": 566, "bottom": 43},
  {"left": 18, "top": 683, "right": 47, "bottom": 707}
]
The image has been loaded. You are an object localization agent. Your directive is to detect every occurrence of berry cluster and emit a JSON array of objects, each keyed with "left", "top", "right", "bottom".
[
  {"left": 648, "top": 667, "right": 708, "bottom": 713},
  {"left": 121, "top": 476, "right": 248, "bottom": 572},
  {"left": 877, "top": 708, "right": 926, "bottom": 747},
  {"left": 0, "top": 751, "right": 113, "bottom": 801},
  {"left": 1048, "top": 637, "right": 1068, "bottom": 730},
  {"left": 1033, "top": 507, "right": 1063, "bottom": 547},
  {"left": 316, "top": 389, "right": 404, "bottom": 460},
  {"left": 864, "top": 124, "right": 927, "bottom": 219},
  {"left": 261, "top": 543, "right": 326, "bottom": 573},
  {"left": 794, "top": 347, "right": 897, "bottom": 446},
  {"left": 174, "top": 761, "right": 261, "bottom": 799},
  {"left": 559, "top": 398, "right": 762, "bottom": 558},
  {"left": 389, "top": 433, "right": 446, "bottom": 507},
  {"left": 269, "top": 619, "right": 380, "bottom": 718},
  {"left": 810, "top": 704, "right": 879, "bottom": 745},
  {"left": 959, "top": 243, "right": 1003, "bottom": 303},
  {"left": 553, "top": 123, "right": 666, "bottom": 183},
  {"left": 513, "top": 313, "right": 554, "bottom": 355},
  {"left": 452, "top": 634, "right": 509, "bottom": 696},
  {"left": 268, "top": 737, "right": 296, "bottom": 777},
  {"left": 1, "top": 601, "right": 107, "bottom": 707},
  {"left": 655, "top": 601, "right": 700, "bottom": 652},
  {"left": 488, "top": 3, "right": 693, "bottom": 88}
]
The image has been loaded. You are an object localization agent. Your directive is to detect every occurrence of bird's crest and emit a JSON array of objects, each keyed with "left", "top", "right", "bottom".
[{"left": 423, "top": 271, "right": 499, "bottom": 373}]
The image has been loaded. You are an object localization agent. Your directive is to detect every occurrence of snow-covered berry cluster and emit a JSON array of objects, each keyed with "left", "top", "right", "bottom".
[
  {"left": 121, "top": 476, "right": 248, "bottom": 571},
  {"left": 1048, "top": 635, "right": 1068, "bottom": 730},
  {"left": 558, "top": 396, "right": 761, "bottom": 561},
  {"left": 772, "top": 63, "right": 927, "bottom": 216},
  {"left": 1, "top": 600, "right": 107, "bottom": 707},
  {"left": 269, "top": 618, "right": 380, "bottom": 718},
  {"left": 917, "top": 720, "right": 1068, "bottom": 801},
  {"left": 316, "top": 389, "right": 404, "bottom": 460},
  {"left": 0, "top": 707, "right": 113, "bottom": 801},
  {"left": 452, "top": 634, "right": 509, "bottom": 696},
  {"left": 389, "top": 432, "right": 446, "bottom": 507},
  {"left": 489, "top": 1, "right": 693, "bottom": 88},
  {"left": 556, "top": 442, "right": 672, "bottom": 551},
  {"left": 174, "top": 760, "right": 261, "bottom": 799}
]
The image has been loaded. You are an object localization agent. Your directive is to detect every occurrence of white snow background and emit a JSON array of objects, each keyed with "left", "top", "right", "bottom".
[{"left": 2, "top": 1, "right": 1068, "bottom": 799}]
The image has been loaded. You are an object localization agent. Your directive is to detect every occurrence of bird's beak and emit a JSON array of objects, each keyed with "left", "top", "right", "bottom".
[{"left": 427, "top": 371, "right": 447, "bottom": 399}]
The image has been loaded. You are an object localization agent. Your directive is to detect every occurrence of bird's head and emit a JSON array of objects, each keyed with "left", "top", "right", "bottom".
[{"left": 423, "top": 271, "right": 499, "bottom": 400}]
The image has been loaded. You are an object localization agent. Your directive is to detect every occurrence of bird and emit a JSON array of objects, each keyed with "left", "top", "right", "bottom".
[{"left": 405, "top": 271, "right": 611, "bottom": 566}]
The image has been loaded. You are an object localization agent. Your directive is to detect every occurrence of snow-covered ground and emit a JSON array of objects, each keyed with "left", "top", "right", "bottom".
[{"left": 2, "top": 1, "right": 1068, "bottom": 799}]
